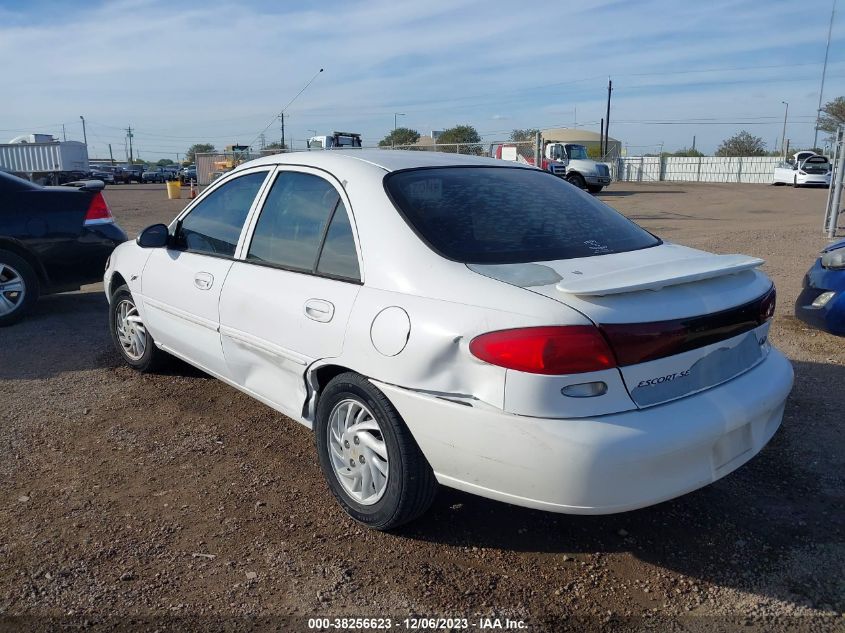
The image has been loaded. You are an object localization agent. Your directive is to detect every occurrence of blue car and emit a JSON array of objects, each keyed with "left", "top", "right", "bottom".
[{"left": 795, "top": 238, "right": 845, "bottom": 336}]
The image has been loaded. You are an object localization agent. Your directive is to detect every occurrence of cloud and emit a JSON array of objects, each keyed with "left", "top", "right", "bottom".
[{"left": 1, "top": 0, "right": 842, "bottom": 155}]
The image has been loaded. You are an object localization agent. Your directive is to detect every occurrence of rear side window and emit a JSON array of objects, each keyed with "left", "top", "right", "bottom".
[
  {"left": 316, "top": 200, "right": 360, "bottom": 280},
  {"left": 384, "top": 167, "right": 660, "bottom": 264},
  {"left": 248, "top": 171, "right": 359, "bottom": 280},
  {"left": 179, "top": 171, "right": 267, "bottom": 256}
]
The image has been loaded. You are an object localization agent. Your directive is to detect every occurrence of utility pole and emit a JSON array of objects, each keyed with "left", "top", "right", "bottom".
[
  {"left": 814, "top": 0, "right": 837, "bottom": 150},
  {"left": 600, "top": 119, "right": 604, "bottom": 156},
  {"left": 275, "top": 68, "right": 323, "bottom": 152},
  {"left": 259, "top": 133, "right": 266, "bottom": 150},
  {"left": 692, "top": 135, "right": 696, "bottom": 151},
  {"left": 126, "top": 125, "right": 134, "bottom": 164},
  {"left": 781, "top": 101, "right": 789, "bottom": 159},
  {"left": 79, "top": 115, "right": 87, "bottom": 146},
  {"left": 604, "top": 78, "right": 612, "bottom": 158},
  {"left": 62, "top": 124, "right": 66, "bottom": 141},
  {"left": 279, "top": 112, "right": 285, "bottom": 150},
  {"left": 108, "top": 144, "right": 114, "bottom": 165}
]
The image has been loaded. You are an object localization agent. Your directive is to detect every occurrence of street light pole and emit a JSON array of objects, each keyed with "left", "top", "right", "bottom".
[
  {"left": 79, "top": 115, "right": 87, "bottom": 147},
  {"left": 814, "top": 0, "right": 837, "bottom": 150},
  {"left": 781, "top": 101, "right": 789, "bottom": 159}
]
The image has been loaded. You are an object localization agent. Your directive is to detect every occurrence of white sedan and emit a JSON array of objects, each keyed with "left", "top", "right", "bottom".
[
  {"left": 105, "top": 150, "right": 793, "bottom": 529},
  {"left": 772, "top": 154, "right": 832, "bottom": 187}
]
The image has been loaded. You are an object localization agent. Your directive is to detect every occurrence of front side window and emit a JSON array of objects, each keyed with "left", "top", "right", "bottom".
[
  {"left": 178, "top": 171, "right": 267, "bottom": 257},
  {"left": 248, "top": 171, "right": 358, "bottom": 279},
  {"left": 384, "top": 167, "right": 660, "bottom": 264}
]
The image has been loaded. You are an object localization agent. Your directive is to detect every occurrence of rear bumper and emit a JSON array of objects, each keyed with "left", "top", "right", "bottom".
[{"left": 376, "top": 348, "right": 793, "bottom": 514}]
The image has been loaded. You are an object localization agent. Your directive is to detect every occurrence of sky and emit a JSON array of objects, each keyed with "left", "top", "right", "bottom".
[{"left": 1, "top": 0, "right": 843, "bottom": 160}]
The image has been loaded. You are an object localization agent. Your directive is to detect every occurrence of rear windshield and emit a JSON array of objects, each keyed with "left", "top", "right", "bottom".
[{"left": 384, "top": 167, "right": 660, "bottom": 264}]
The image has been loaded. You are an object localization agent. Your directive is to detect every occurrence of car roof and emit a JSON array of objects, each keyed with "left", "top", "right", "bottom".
[{"left": 235, "top": 149, "right": 533, "bottom": 174}]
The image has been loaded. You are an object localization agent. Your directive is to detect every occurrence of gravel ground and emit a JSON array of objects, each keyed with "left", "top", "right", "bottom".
[{"left": 0, "top": 182, "right": 843, "bottom": 633}]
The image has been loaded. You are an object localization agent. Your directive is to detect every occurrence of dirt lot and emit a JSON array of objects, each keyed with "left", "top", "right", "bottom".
[{"left": 1, "top": 182, "right": 843, "bottom": 632}]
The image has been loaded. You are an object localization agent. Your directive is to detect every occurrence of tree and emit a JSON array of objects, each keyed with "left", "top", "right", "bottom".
[
  {"left": 156, "top": 158, "right": 174, "bottom": 166},
  {"left": 185, "top": 143, "right": 215, "bottom": 164},
  {"left": 715, "top": 131, "right": 766, "bottom": 157},
  {"left": 379, "top": 127, "right": 420, "bottom": 147},
  {"left": 669, "top": 147, "right": 704, "bottom": 158},
  {"left": 818, "top": 96, "right": 845, "bottom": 134},
  {"left": 437, "top": 124, "right": 482, "bottom": 154},
  {"left": 510, "top": 128, "right": 539, "bottom": 142}
]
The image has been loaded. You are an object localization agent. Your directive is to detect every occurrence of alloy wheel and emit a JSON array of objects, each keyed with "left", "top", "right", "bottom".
[{"left": 0, "top": 264, "right": 26, "bottom": 316}]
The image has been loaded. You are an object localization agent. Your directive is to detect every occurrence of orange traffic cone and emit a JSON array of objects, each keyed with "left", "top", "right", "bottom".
[{"left": 189, "top": 179, "right": 197, "bottom": 199}]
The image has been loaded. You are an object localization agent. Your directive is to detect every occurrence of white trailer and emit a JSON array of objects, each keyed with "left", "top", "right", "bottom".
[{"left": 0, "top": 139, "right": 89, "bottom": 184}]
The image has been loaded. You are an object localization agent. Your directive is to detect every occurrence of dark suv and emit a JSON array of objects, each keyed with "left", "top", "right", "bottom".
[{"left": 114, "top": 165, "right": 144, "bottom": 185}]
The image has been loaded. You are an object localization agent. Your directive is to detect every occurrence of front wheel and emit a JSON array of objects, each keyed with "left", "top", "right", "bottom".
[
  {"left": 315, "top": 372, "right": 437, "bottom": 530},
  {"left": 0, "top": 250, "right": 39, "bottom": 327},
  {"left": 586, "top": 184, "right": 604, "bottom": 194},
  {"left": 566, "top": 172, "right": 586, "bottom": 189},
  {"left": 109, "top": 284, "right": 166, "bottom": 372}
]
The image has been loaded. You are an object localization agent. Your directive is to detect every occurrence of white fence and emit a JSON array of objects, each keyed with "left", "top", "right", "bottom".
[{"left": 617, "top": 156, "right": 780, "bottom": 184}]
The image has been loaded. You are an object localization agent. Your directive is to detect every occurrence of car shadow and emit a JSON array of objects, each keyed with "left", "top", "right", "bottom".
[
  {"left": 399, "top": 359, "right": 844, "bottom": 612},
  {"left": 598, "top": 189, "right": 688, "bottom": 197},
  {"left": 0, "top": 289, "right": 205, "bottom": 380}
]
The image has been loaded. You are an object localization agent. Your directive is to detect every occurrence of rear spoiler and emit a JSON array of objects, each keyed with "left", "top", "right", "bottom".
[
  {"left": 62, "top": 179, "right": 106, "bottom": 192},
  {"left": 557, "top": 254, "right": 764, "bottom": 296}
]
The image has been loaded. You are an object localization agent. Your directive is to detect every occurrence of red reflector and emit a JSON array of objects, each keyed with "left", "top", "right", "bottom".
[
  {"left": 84, "top": 192, "right": 113, "bottom": 225},
  {"left": 469, "top": 326, "right": 616, "bottom": 375}
]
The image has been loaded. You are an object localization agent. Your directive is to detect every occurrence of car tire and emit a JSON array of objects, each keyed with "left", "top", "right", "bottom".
[
  {"left": 586, "top": 184, "right": 604, "bottom": 194},
  {"left": 315, "top": 372, "right": 437, "bottom": 530},
  {"left": 566, "top": 172, "right": 587, "bottom": 189},
  {"left": 109, "top": 284, "right": 166, "bottom": 372},
  {"left": 0, "top": 249, "right": 39, "bottom": 327}
]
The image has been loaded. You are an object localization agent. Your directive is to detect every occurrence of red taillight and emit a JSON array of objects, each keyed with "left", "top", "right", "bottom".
[
  {"left": 601, "top": 286, "right": 777, "bottom": 366},
  {"left": 469, "top": 326, "right": 616, "bottom": 375},
  {"left": 84, "top": 192, "right": 113, "bottom": 225}
]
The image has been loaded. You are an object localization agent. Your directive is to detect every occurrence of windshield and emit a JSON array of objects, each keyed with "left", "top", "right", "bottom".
[
  {"left": 384, "top": 167, "right": 660, "bottom": 264},
  {"left": 565, "top": 144, "right": 589, "bottom": 160}
]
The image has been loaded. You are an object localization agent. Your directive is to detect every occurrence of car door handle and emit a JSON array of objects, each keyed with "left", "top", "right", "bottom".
[
  {"left": 194, "top": 272, "right": 214, "bottom": 290},
  {"left": 304, "top": 299, "right": 335, "bottom": 323}
]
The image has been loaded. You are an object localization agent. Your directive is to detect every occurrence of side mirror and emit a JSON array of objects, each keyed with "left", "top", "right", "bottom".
[{"left": 137, "top": 223, "right": 169, "bottom": 248}]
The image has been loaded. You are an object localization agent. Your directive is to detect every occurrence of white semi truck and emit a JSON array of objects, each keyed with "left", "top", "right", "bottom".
[
  {"left": 0, "top": 134, "right": 90, "bottom": 184},
  {"left": 492, "top": 137, "right": 612, "bottom": 193}
]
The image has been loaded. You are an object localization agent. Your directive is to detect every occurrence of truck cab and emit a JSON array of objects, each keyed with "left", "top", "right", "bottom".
[
  {"left": 307, "top": 132, "right": 363, "bottom": 150},
  {"left": 543, "top": 142, "right": 611, "bottom": 193}
]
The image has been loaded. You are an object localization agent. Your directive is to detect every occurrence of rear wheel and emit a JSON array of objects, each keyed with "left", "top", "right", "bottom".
[
  {"left": 566, "top": 172, "right": 586, "bottom": 189},
  {"left": 0, "top": 250, "right": 38, "bottom": 327},
  {"left": 315, "top": 372, "right": 437, "bottom": 530},
  {"left": 109, "top": 284, "right": 165, "bottom": 372}
]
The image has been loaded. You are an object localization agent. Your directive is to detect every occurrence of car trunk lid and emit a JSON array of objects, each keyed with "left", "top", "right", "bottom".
[{"left": 468, "top": 243, "right": 776, "bottom": 407}]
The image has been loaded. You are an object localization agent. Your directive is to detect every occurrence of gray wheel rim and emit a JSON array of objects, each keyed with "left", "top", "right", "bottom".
[
  {"left": 115, "top": 298, "right": 147, "bottom": 361},
  {"left": 0, "top": 264, "right": 26, "bottom": 316},
  {"left": 327, "top": 399, "right": 389, "bottom": 505}
]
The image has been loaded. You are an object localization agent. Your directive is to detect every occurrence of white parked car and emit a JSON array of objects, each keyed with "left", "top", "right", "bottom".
[
  {"left": 105, "top": 150, "right": 794, "bottom": 529},
  {"left": 772, "top": 152, "right": 831, "bottom": 187}
]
